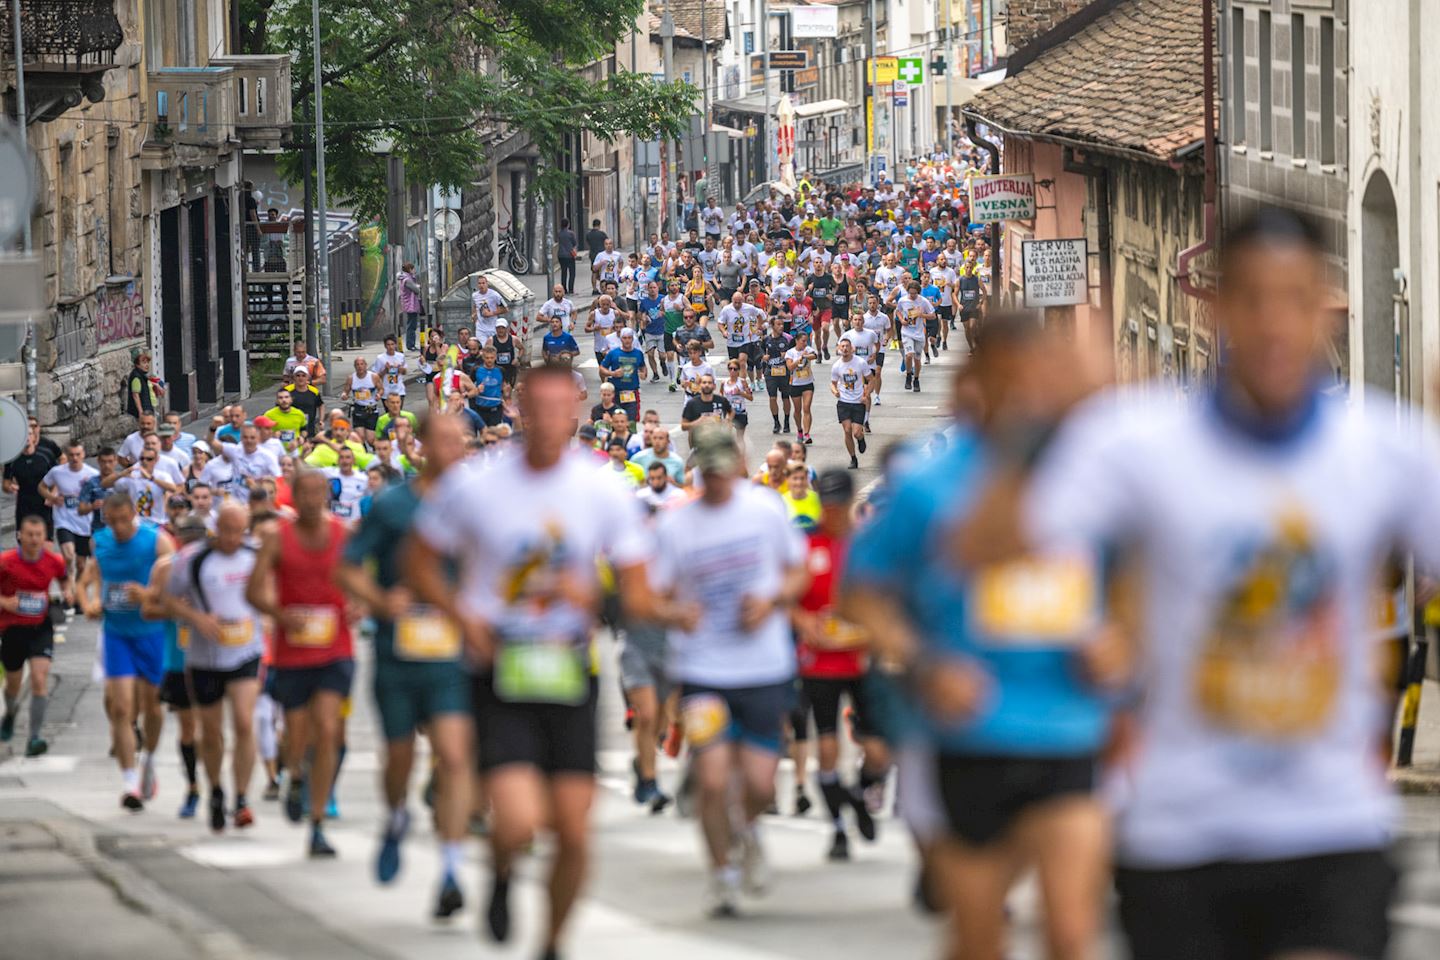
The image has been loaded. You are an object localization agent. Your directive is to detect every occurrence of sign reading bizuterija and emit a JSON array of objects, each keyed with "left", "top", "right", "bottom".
[{"left": 1022, "top": 239, "right": 1089, "bottom": 308}]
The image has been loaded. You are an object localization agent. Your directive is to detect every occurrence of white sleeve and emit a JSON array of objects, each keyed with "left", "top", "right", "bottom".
[
  {"left": 1387, "top": 416, "right": 1440, "bottom": 575},
  {"left": 598, "top": 475, "right": 653, "bottom": 569},
  {"left": 414, "top": 462, "right": 474, "bottom": 554}
]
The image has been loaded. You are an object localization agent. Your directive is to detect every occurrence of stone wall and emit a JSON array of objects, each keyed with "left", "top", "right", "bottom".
[
  {"left": 1005, "top": 0, "right": 1099, "bottom": 52},
  {"left": 27, "top": 0, "right": 148, "bottom": 446}
]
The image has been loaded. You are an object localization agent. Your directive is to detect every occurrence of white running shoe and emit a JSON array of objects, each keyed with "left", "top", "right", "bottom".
[
  {"left": 740, "top": 829, "right": 769, "bottom": 896},
  {"left": 873, "top": 394, "right": 883, "bottom": 406},
  {"left": 707, "top": 870, "right": 741, "bottom": 918}
]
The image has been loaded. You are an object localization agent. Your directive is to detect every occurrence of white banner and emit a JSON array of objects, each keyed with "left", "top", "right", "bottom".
[
  {"left": 969, "top": 173, "right": 1036, "bottom": 223},
  {"left": 1022, "top": 239, "right": 1089, "bottom": 308},
  {"left": 790, "top": 6, "right": 839, "bottom": 38}
]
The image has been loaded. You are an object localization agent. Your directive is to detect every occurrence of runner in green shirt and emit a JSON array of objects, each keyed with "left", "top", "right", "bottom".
[
  {"left": 818, "top": 213, "right": 843, "bottom": 247},
  {"left": 262, "top": 391, "right": 310, "bottom": 453}
]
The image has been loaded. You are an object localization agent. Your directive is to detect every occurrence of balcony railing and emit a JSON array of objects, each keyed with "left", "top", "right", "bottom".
[
  {"left": 147, "top": 66, "right": 236, "bottom": 150},
  {"left": 209, "top": 54, "right": 292, "bottom": 151},
  {"left": 245, "top": 219, "right": 305, "bottom": 276}
]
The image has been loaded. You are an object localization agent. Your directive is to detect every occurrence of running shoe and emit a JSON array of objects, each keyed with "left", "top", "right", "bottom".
[
  {"left": 0, "top": 713, "right": 14, "bottom": 742},
  {"left": 650, "top": 374, "right": 660, "bottom": 383},
  {"left": 178, "top": 791, "right": 199, "bottom": 819},
  {"left": 485, "top": 871, "right": 512, "bottom": 942},
  {"left": 634, "top": 777, "right": 659, "bottom": 806},
  {"left": 284, "top": 775, "right": 305, "bottom": 824},
  {"left": 326, "top": 796, "right": 340, "bottom": 820},
  {"left": 849, "top": 456, "right": 859, "bottom": 470},
  {"left": 827, "top": 830, "right": 850, "bottom": 862},
  {"left": 849, "top": 788, "right": 877, "bottom": 842},
  {"left": 309, "top": 825, "right": 337, "bottom": 859},
  {"left": 649, "top": 790, "right": 672, "bottom": 816},
  {"left": 857, "top": 436, "right": 867, "bottom": 455},
  {"left": 121, "top": 792, "right": 144, "bottom": 812},
  {"left": 262, "top": 780, "right": 280, "bottom": 802},
  {"left": 904, "top": 374, "right": 913, "bottom": 390},
  {"left": 873, "top": 394, "right": 882, "bottom": 406},
  {"left": 707, "top": 872, "right": 741, "bottom": 919},
  {"left": 24, "top": 736, "right": 47, "bottom": 758},
  {"left": 233, "top": 801, "right": 255, "bottom": 829},
  {"left": 772, "top": 421, "right": 781, "bottom": 435},
  {"left": 783, "top": 420, "right": 791, "bottom": 433},
  {"left": 864, "top": 422, "right": 872, "bottom": 434},
  {"left": 804, "top": 434, "right": 813, "bottom": 445},
  {"left": 794, "top": 787, "right": 813, "bottom": 816},
  {"left": 668, "top": 383, "right": 677, "bottom": 393},
  {"left": 209, "top": 788, "right": 226, "bottom": 833},
  {"left": 434, "top": 874, "right": 464, "bottom": 920},
  {"left": 912, "top": 380, "right": 921, "bottom": 393},
  {"left": 376, "top": 809, "right": 410, "bottom": 884}
]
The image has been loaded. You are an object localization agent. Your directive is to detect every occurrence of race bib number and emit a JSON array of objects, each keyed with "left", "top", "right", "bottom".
[
  {"left": 218, "top": 618, "right": 255, "bottom": 647},
  {"left": 969, "top": 555, "right": 1097, "bottom": 645},
  {"left": 104, "top": 583, "right": 138, "bottom": 612},
  {"left": 386, "top": 371, "right": 400, "bottom": 385},
  {"left": 63, "top": 495, "right": 78, "bottom": 510},
  {"left": 619, "top": 390, "right": 637, "bottom": 404},
  {"left": 681, "top": 693, "right": 732, "bottom": 748},
  {"left": 177, "top": 625, "right": 190, "bottom": 649},
  {"left": 494, "top": 644, "right": 587, "bottom": 705},
  {"left": 819, "top": 611, "right": 867, "bottom": 650},
  {"left": 280, "top": 429, "right": 296, "bottom": 445},
  {"left": 770, "top": 362, "right": 788, "bottom": 377},
  {"left": 332, "top": 501, "right": 354, "bottom": 519},
  {"left": 288, "top": 605, "right": 338, "bottom": 648},
  {"left": 353, "top": 388, "right": 372, "bottom": 402},
  {"left": 15, "top": 591, "right": 47, "bottom": 617},
  {"left": 394, "top": 608, "right": 461, "bottom": 661},
  {"left": 1192, "top": 640, "right": 1340, "bottom": 740}
]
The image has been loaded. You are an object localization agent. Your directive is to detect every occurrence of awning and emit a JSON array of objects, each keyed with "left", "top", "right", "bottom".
[
  {"left": 931, "top": 73, "right": 1002, "bottom": 106},
  {"left": 794, "top": 98, "right": 852, "bottom": 119},
  {"left": 711, "top": 122, "right": 747, "bottom": 138},
  {"left": 713, "top": 93, "right": 769, "bottom": 116}
]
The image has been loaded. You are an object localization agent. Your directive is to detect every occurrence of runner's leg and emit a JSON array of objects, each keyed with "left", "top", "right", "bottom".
[{"left": 544, "top": 774, "right": 595, "bottom": 952}]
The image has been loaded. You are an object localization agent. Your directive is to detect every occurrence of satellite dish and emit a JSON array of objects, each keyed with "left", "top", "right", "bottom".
[
  {"left": 0, "top": 121, "right": 37, "bottom": 250},
  {"left": 0, "top": 397, "right": 30, "bottom": 464},
  {"left": 434, "top": 210, "right": 462, "bottom": 242}
]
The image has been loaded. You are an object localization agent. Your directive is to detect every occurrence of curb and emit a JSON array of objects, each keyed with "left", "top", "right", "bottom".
[{"left": 1390, "top": 766, "right": 1440, "bottom": 796}]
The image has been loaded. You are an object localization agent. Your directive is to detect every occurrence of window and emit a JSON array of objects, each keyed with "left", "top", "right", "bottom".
[
  {"left": 1230, "top": 7, "right": 1246, "bottom": 144},
  {"left": 1291, "top": 14, "right": 1306, "bottom": 159},
  {"left": 1319, "top": 17, "right": 1335, "bottom": 164},
  {"left": 1259, "top": 11, "right": 1273, "bottom": 151}
]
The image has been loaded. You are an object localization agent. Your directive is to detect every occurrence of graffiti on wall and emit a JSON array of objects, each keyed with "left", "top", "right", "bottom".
[
  {"left": 52, "top": 361, "right": 103, "bottom": 423},
  {"left": 96, "top": 282, "right": 145, "bottom": 346}
]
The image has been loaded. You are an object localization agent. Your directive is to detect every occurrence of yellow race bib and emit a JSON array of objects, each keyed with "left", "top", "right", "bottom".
[
  {"left": 218, "top": 618, "right": 255, "bottom": 647},
  {"left": 394, "top": 609, "right": 461, "bottom": 661},
  {"left": 288, "top": 605, "right": 338, "bottom": 648},
  {"left": 970, "top": 555, "right": 1098, "bottom": 645}
]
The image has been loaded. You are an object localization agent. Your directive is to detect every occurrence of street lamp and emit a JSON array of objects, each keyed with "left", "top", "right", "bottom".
[{"left": 312, "top": 0, "right": 331, "bottom": 393}]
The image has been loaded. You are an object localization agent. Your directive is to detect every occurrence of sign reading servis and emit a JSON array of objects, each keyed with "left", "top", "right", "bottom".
[
  {"left": 1022, "top": 238, "right": 1089, "bottom": 308},
  {"left": 969, "top": 173, "right": 1036, "bottom": 223}
]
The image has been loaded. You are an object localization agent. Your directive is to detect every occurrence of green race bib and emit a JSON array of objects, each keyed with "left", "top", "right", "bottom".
[{"left": 494, "top": 644, "right": 587, "bottom": 705}]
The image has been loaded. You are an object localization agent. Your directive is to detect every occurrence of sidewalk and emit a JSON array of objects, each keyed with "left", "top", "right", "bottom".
[{"left": 1394, "top": 679, "right": 1440, "bottom": 796}]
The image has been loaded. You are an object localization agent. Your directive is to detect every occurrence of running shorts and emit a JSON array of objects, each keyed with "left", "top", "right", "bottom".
[
  {"left": 187, "top": 656, "right": 261, "bottom": 707},
  {"left": 1, "top": 622, "right": 55, "bottom": 672},
  {"left": 618, "top": 623, "right": 669, "bottom": 701},
  {"left": 801, "top": 675, "right": 873, "bottom": 738},
  {"left": 471, "top": 673, "right": 597, "bottom": 775},
  {"left": 872, "top": 351, "right": 886, "bottom": 368},
  {"left": 373, "top": 657, "right": 472, "bottom": 742},
  {"left": 472, "top": 405, "right": 505, "bottom": 428},
  {"left": 159, "top": 670, "right": 192, "bottom": 710},
  {"left": 901, "top": 334, "right": 924, "bottom": 357},
  {"left": 934, "top": 753, "right": 1096, "bottom": 847},
  {"left": 836, "top": 401, "right": 867, "bottom": 425},
  {"left": 925, "top": 316, "right": 940, "bottom": 339},
  {"left": 679, "top": 680, "right": 795, "bottom": 754},
  {"left": 102, "top": 628, "right": 165, "bottom": 686},
  {"left": 269, "top": 659, "right": 355, "bottom": 711},
  {"left": 350, "top": 406, "right": 380, "bottom": 432},
  {"left": 56, "top": 528, "right": 92, "bottom": 557},
  {"left": 936, "top": 304, "right": 954, "bottom": 322},
  {"left": 765, "top": 375, "right": 792, "bottom": 398},
  {"left": 1116, "top": 849, "right": 1397, "bottom": 960},
  {"left": 790, "top": 382, "right": 815, "bottom": 396}
]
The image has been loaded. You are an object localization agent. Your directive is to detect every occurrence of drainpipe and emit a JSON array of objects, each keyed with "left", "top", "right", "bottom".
[
  {"left": 1177, "top": 0, "right": 1216, "bottom": 304},
  {"left": 964, "top": 116, "right": 1002, "bottom": 299},
  {"left": 1062, "top": 146, "right": 1113, "bottom": 338}
]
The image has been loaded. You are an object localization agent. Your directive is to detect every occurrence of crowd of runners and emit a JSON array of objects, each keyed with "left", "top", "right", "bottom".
[{"left": 0, "top": 145, "right": 1432, "bottom": 960}]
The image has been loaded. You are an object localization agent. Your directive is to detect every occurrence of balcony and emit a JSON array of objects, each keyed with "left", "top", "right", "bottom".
[
  {"left": 210, "top": 54, "right": 292, "bottom": 152},
  {"left": 143, "top": 66, "right": 236, "bottom": 168},
  {"left": 1, "top": 0, "right": 124, "bottom": 124}
]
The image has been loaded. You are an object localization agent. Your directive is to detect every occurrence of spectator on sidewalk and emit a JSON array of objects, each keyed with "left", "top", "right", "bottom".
[
  {"left": 124, "top": 349, "right": 164, "bottom": 421},
  {"left": 283, "top": 340, "right": 327, "bottom": 387},
  {"left": 585, "top": 218, "right": 608, "bottom": 292},
  {"left": 556, "top": 219, "right": 579, "bottom": 295},
  {"left": 397, "top": 262, "right": 424, "bottom": 350}
]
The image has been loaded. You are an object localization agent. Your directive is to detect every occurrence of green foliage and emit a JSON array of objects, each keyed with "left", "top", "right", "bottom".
[{"left": 237, "top": 0, "right": 696, "bottom": 217}]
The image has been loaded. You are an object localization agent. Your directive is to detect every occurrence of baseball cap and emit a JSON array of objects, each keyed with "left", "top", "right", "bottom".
[
  {"left": 166, "top": 494, "right": 192, "bottom": 511},
  {"left": 814, "top": 467, "right": 854, "bottom": 505},
  {"left": 253, "top": 415, "right": 276, "bottom": 429},
  {"left": 193, "top": 440, "right": 212, "bottom": 455},
  {"left": 172, "top": 514, "right": 209, "bottom": 544},
  {"left": 689, "top": 422, "right": 740, "bottom": 475},
  {"left": 496, "top": 318, "right": 509, "bottom": 328},
  {"left": 156, "top": 424, "right": 177, "bottom": 437},
  {"left": 577, "top": 423, "right": 598, "bottom": 442}
]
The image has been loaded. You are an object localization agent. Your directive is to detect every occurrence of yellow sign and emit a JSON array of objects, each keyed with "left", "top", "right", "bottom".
[
  {"left": 869, "top": 57, "right": 898, "bottom": 84},
  {"left": 865, "top": 96, "right": 874, "bottom": 153}
]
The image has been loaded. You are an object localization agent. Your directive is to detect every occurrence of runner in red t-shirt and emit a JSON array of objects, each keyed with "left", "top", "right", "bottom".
[
  {"left": 793, "top": 468, "right": 891, "bottom": 862},
  {"left": 0, "top": 515, "right": 72, "bottom": 756},
  {"left": 247, "top": 469, "right": 353, "bottom": 857}
]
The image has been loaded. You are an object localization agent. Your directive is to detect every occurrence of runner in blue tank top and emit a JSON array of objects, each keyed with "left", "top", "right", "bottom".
[{"left": 80, "top": 491, "right": 174, "bottom": 811}]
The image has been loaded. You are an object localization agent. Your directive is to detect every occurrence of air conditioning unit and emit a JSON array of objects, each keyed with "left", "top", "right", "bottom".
[{"left": 839, "top": 48, "right": 849, "bottom": 64}]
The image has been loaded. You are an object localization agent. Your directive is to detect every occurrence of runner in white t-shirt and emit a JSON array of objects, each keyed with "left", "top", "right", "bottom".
[
  {"left": 829, "top": 338, "right": 871, "bottom": 470},
  {"left": 892, "top": 282, "right": 935, "bottom": 393},
  {"left": 40, "top": 439, "right": 100, "bottom": 598}
]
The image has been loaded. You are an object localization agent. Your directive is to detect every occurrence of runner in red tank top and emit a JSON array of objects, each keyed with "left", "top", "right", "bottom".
[
  {"left": 793, "top": 468, "right": 892, "bottom": 863},
  {"left": 247, "top": 470, "right": 353, "bottom": 858}
]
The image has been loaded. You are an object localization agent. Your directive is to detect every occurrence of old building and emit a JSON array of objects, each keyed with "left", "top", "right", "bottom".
[
  {"left": 1346, "top": 0, "right": 1439, "bottom": 408},
  {"left": 964, "top": 0, "right": 1214, "bottom": 386},
  {"left": 1221, "top": 0, "right": 1348, "bottom": 384},
  {"left": 4, "top": 0, "right": 288, "bottom": 444}
]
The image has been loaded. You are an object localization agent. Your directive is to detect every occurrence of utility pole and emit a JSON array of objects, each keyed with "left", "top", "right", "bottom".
[
  {"left": 868, "top": 0, "right": 877, "bottom": 181},
  {"left": 660, "top": 10, "right": 676, "bottom": 236},
  {"left": 945, "top": 0, "right": 954, "bottom": 156},
  {"left": 312, "top": 0, "right": 331, "bottom": 394},
  {"left": 760, "top": 0, "right": 770, "bottom": 182}
]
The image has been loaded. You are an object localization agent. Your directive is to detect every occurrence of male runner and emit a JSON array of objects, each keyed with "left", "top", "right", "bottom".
[
  {"left": 893, "top": 281, "right": 935, "bottom": 393},
  {"left": 339, "top": 414, "right": 472, "bottom": 919},
  {"left": 408, "top": 365, "right": 687, "bottom": 960},
  {"left": 654, "top": 424, "right": 808, "bottom": 917},
  {"left": 157, "top": 503, "right": 264, "bottom": 831},
  {"left": 81, "top": 492, "right": 173, "bottom": 809},
  {"left": 0, "top": 516, "right": 71, "bottom": 756},
  {"left": 247, "top": 471, "right": 354, "bottom": 857},
  {"left": 830, "top": 338, "right": 871, "bottom": 470},
  {"left": 41, "top": 440, "right": 99, "bottom": 604},
  {"left": 760, "top": 316, "right": 794, "bottom": 436}
]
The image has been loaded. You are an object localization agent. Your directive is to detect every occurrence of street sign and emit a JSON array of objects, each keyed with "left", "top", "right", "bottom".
[
  {"left": 869, "top": 152, "right": 888, "bottom": 185},
  {"left": 0, "top": 121, "right": 35, "bottom": 250},
  {"left": 892, "top": 86, "right": 909, "bottom": 107},
  {"left": 433, "top": 209, "right": 461, "bottom": 241},
  {"left": 970, "top": 173, "right": 1037, "bottom": 223},
  {"left": 790, "top": 5, "right": 839, "bottom": 38},
  {"left": 768, "top": 50, "right": 809, "bottom": 71},
  {"left": 1022, "top": 239, "right": 1089, "bottom": 308},
  {"left": 869, "top": 56, "right": 898, "bottom": 84},
  {"left": 897, "top": 56, "right": 925, "bottom": 86}
]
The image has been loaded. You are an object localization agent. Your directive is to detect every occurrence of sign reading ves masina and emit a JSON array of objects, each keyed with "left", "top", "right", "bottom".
[{"left": 1022, "top": 239, "right": 1089, "bottom": 308}]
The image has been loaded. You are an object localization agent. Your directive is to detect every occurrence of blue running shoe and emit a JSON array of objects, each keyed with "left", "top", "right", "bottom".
[
  {"left": 178, "top": 791, "right": 200, "bottom": 819},
  {"left": 375, "top": 809, "right": 409, "bottom": 885}
]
